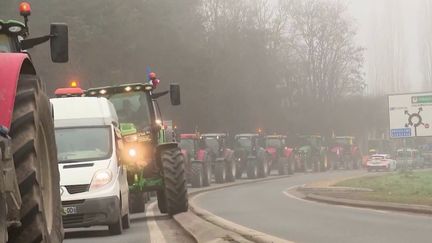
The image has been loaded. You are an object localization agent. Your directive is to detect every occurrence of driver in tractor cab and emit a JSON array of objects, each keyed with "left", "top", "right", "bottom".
[{"left": 117, "top": 99, "right": 135, "bottom": 122}]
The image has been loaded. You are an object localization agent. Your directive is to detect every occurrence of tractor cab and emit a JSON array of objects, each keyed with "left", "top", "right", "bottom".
[
  {"left": 179, "top": 133, "right": 201, "bottom": 159},
  {"left": 201, "top": 133, "right": 228, "bottom": 157},
  {"left": 234, "top": 134, "right": 262, "bottom": 158},
  {"left": 0, "top": 2, "right": 68, "bottom": 61}
]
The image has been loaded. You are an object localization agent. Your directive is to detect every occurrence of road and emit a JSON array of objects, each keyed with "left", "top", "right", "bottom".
[
  {"left": 195, "top": 170, "right": 432, "bottom": 243},
  {"left": 64, "top": 201, "right": 194, "bottom": 243}
]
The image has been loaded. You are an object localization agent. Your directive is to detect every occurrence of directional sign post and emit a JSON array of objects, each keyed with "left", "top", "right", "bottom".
[
  {"left": 388, "top": 92, "right": 432, "bottom": 171},
  {"left": 388, "top": 92, "right": 432, "bottom": 138}
]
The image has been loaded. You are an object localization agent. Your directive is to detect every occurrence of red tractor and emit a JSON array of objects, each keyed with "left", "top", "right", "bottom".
[
  {"left": 201, "top": 133, "right": 236, "bottom": 184},
  {"left": 179, "top": 134, "right": 212, "bottom": 188},
  {"left": 264, "top": 135, "right": 295, "bottom": 175},
  {"left": 0, "top": 3, "right": 68, "bottom": 243},
  {"left": 328, "top": 136, "right": 362, "bottom": 169}
]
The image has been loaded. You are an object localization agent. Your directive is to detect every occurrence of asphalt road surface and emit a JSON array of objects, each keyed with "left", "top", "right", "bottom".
[
  {"left": 195, "top": 170, "right": 432, "bottom": 243},
  {"left": 64, "top": 200, "right": 194, "bottom": 243}
]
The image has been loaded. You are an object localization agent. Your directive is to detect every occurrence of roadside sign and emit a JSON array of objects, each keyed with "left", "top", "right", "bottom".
[{"left": 389, "top": 92, "right": 432, "bottom": 138}]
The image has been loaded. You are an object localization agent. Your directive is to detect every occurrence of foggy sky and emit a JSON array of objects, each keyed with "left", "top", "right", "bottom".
[{"left": 345, "top": 0, "right": 424, "bottom": 95}]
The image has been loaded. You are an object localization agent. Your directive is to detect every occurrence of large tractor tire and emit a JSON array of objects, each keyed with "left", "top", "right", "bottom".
[
  {"left": 129, "top": 191, "right": 146, "bottom": 214},
  {"left": 214, "top": 162, "right": 226, "bottom": 184},
  {"left": 225, "top": 158, "right": 236, "bottom": 182},
  {"left": 190, "top": 163, "right": 203, "bottom": 188},
  {"left": 157, "top": 190, "right": 167, "bottom": 214},
  {"left": 8, "top": 75, "right": 62, "bottom": 243},
  {"left": 278, "top": 158, "right": 288, "bottom": 175},
  {"left": 246, "top": 160, "right": 258, "bottom": 179},
  {"left": 0, "top": 193, "right": 6, "bottom": 242},
  {"left": 257, "top": 158, "right": 268, "bottom": 178},
  {"left": 202, "top": 160, "right": 212, "bottom": 187},
  {"left": 287, "top": 157, "right": 295, "bottom": 175},
  {"left": 160, "top": 148, "right": 188, "bottom": 215}
]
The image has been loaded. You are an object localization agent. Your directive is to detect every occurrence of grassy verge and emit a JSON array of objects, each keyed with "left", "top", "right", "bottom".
[{"left": 331, "top": 171, "right": 432, "bottom": 206}]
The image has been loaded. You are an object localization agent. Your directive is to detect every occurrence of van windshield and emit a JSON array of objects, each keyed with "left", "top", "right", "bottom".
[{"left": 55, "top": 126, "right": 112, "bottom": 163}]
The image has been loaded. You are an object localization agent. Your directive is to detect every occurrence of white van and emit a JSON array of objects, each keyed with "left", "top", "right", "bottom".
[{"left": 51, "top": 97, "right": 129, "bottom": 235}]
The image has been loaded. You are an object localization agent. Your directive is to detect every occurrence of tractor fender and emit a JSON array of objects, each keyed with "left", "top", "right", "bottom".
[
  {"left": 0, "top": 53, "right": 35, "bottom": 130},
  {"left": 283, "top": 147, "right": 294, "bottom": 158}
]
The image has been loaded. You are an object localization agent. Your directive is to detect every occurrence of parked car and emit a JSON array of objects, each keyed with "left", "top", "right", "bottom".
[
  {"left": 366, "top": 154, "right": 397, "bottom": 172},
  {"left": 396, "top": 148, "right": 425, "bottom": 169}
]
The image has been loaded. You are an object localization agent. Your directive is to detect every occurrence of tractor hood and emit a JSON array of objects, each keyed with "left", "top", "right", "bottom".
[{"left": 266, "top": 147, "right": 277, "bottom": 155}]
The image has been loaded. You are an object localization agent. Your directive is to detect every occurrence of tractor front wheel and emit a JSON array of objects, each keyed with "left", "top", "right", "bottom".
[
  {"left": 160, "top": 148, "right": 188, "bottom": 215},
  {"left": 129, "top": 191, "right": 146, "bottom": 214}
]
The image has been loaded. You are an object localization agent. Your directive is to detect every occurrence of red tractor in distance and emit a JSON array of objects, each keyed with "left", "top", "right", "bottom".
[
  {"left": 328, "top": 136, "right": 362, "bottom": 169},
  {"left": 0, "top": 2, "right": 68, "bottom": 243},
  {"left": 179, "top": 134, "right": 212, "bottom": 188},
  {"left": 264, "top": 135, "right": 295, "bottom": 175}
]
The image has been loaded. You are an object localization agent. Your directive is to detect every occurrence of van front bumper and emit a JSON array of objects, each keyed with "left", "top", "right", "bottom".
[{"left": 62, "top": 196, "right": 120, "bottom": 228}]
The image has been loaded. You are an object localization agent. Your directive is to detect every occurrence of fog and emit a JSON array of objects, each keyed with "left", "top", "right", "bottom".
[
  {"left": 2, "top": 0, "right": 431, "bottom": 140},
  {"left": 346, "top": 0, "right": 425, "bottom": 94}
]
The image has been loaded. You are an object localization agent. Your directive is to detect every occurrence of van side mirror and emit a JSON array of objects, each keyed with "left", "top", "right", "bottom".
[
  {"left": 170, "top": 83, "right": 181, "bottom": 106},
  {"left": 50, "top": 23, "right": 69, "bottom": 63}
]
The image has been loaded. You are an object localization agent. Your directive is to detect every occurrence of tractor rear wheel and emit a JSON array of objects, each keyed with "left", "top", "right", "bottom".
[
  {"left": 247, "top": 160, "right": 258, "bottom": 179},
  {"left": 278, "top": 158, "right": 288, "bottom": 175},
  {"left": 0, "top": 192, "right": 6, "bottom": 242},
  {"left": 225, "top": 159, "right": 236, "bottom": 182},
  {"left": 129, "top": 191, "right": 146, "bottom": 214},
  {"left": 202, "top": 160, "right": 212, "bottom": 187},
  {"left": 161, "top": 148, "right": 188, "bottom": 215},
  {"left": 257, "top": 158, "right": 268, "bottom": 178},
  {"left": 8, "top": 75, "right": 62, "bottom": 243},
  {"left": 214, "top": 162, "right": 226, "bottom": 184},
  {"left": 190, "top": 163, "right": 203, "bottom": 188}
]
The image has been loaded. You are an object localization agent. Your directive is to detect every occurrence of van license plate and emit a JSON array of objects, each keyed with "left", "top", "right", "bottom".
[{"left": 63, "top": 206, "right": 77, "bottom": 215}]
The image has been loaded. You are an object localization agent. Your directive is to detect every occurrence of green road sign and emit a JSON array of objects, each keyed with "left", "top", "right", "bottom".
[{"left": 411, "top": 95, "right": 432, "bottom": 104}]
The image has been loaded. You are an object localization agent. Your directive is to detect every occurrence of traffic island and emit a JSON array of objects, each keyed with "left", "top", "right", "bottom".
[{"left": 297, "top": 170, "right": 432, "bottom": 215}]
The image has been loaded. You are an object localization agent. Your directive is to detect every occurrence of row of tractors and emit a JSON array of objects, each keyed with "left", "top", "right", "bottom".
[{"left": 179, "top": 133, "right": 363, "bottom": 188}]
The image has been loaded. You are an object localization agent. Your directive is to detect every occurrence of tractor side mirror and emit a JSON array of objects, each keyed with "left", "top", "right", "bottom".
[
  {"left": 50, "top": 23, "right": 68, "bottom": 63},
  {"left": 170, "top": 83, "right": 181, "bottom": 106}
]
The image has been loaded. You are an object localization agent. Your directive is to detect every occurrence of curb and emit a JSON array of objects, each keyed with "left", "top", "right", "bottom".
[
  {"left": 173, "top": 175, "right": 294, "bottom": 243},
  {"left": 297, "top": 186, "right": 373, "bottom": 193},
  {"left": 304, "top": 193, "right": 432, "bottom": 215}
]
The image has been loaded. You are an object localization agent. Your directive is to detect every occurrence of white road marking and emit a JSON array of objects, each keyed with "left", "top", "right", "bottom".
[{"left": 146, "top": 201, "right": 167, "bottom": 243}]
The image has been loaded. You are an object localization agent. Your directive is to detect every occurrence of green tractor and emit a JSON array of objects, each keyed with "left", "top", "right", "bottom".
[
  {"left": 294, "top": 135, "right": 327, "bottom": 172},
  {"left": 85, "top": 80, "right": 188, "bottom": 215}
]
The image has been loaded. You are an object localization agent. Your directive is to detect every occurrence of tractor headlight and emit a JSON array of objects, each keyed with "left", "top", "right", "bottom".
[
  {"left": 128, "top": 148, "right": 137, "bottom": 157},
  {"left": 89, "top": 169, "right": 113, "bottom": 191}
]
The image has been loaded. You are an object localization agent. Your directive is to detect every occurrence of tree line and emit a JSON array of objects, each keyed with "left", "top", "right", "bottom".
[{"left": 1, "top": 0, "right": 385, "bottom": 138}]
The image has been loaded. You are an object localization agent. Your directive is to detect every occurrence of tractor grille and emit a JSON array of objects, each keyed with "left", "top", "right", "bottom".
[{"left": 65, "top": 184, "right": 89, "bottom": 194}]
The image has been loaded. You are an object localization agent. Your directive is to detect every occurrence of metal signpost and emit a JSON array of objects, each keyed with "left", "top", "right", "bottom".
[{"left": 388, "top": 92, "right": 432, "bottom": 171}]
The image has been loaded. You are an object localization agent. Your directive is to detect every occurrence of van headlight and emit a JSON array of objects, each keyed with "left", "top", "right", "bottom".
[{"left": 89, "top": 169, "right": 113, "bottom": 191}]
